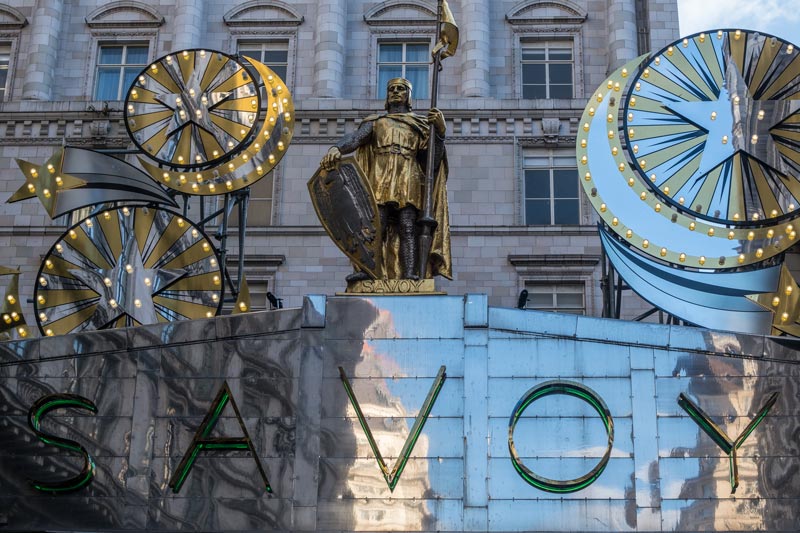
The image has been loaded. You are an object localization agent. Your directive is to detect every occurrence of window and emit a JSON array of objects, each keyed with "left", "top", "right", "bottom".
[
  {"left": 524, "top": 151, "right": 579, "bottom": 225},
  {"left": 238, "top": 41, "right": 289, "bottom": 81},
  {"left": 521, "top": 43, "right": 573, "bottom": 99},
  {"left": 377, "top": 42, "right": 429, "bottom": 99},
  {"left": 230, "top": 172, "right": 274, "bottom": 227},
  {"left": 524, "top": 282, "right": 585, "bottom": 314},
  {"left": 94, "top": 44, "right": 148, "bottom": 100},
  {"left": 0, "top": 43, "right": 9, "bottom": 100}
]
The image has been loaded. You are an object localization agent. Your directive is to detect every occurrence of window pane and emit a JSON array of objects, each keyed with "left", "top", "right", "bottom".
[
  {"left": 248, "top": 199, "right": 272, "bottom": 226},
  {"left": 252, "top": 173, "right": 274, "bottom": 197},
  {"left": 379, "top": 44, "right": 402, "bottom": 62},
  {"left": 270, "top": 65, "right": 288, "bottom": 81},
  {"left": 523, "top": 156, "right": 548, "bottom": 167},
  {"left": 522, "top": 63, "right": 545, "bottom": 84},
  {"left": 238, "top": 44, "right": 261, "bottom": 55},
  {"left": 548, "top": 48, "right": 572, "bottom": 60},
  {"left": 522, "top": 48, "right": 546, "bottom": 61},
  {"left": 126, "top": 46, "right": 149, "bottom": 64},
  {"left": 378, "top": 66, "right": 403, "bottom": 98},
  {"left": 121, "top": 68, "right": 139, "bottom": 97},
  {"left": 528, "top": 293, "right": 553, "bottom": 307},
  {"left": 263, "top": 50, "right": 288, "bottom": 65},
  {"left": 549, "top": 84, "right": 573, "bottom": 99},
  {"left": 554, "top": 199, "right": 580, "bottom": 224},
  {"left": 556, "top": 292, "right": 584, "bottom": 308},
  {"left": 553, "top": 169, "right": 578, "bottom": 197},
  {"left": 549, "top": 63, "right": 573, "bottom": 84},
  {"left": 525, "top": 169, "right": 550, "bottom": 198},
  {"left": 522, "top": 84, "right": 546, "bottom": 99},
  {"left": 99, "top": 46, "right": 123, "bottom": 65},
  {"left": 526, "top": 199, "right": 551, "bottom": 224},
  {"left": 406, "top": 44, "right": 429, "bottom": 62},
  {"left": 95, "top": 68, "right": 120, "bottom": 100},
  {"left": 405, "top": 66, "right": 428, "bottom": 99}
]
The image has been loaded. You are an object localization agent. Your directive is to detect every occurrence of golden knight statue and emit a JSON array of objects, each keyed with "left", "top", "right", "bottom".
[{"left": 320, "top": 77, "right": 452, "bottom": 283}]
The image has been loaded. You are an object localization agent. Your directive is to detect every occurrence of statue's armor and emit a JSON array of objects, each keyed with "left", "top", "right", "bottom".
[{"left": 371, "top": 116, "right": 427, "bottom": 210}]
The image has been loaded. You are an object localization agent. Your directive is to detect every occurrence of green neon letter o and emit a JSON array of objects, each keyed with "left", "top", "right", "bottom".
[{"left": 508, "top": 380, "right": 615, "bottom": 493}]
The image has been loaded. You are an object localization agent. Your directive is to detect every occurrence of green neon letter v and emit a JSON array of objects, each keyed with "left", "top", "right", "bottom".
[
  {"left": 168, "top": 381, "right": 272, "bottom": 494},
  {"left": 678, "top": 392, "right": 778, "bottom": 494},
  {"left": 338, "top": 365, "right": 446, "bottom": 492}
]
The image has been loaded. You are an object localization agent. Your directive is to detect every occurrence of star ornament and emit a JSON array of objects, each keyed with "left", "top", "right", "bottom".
[
  {"left": 664, "top": 55, "right": 787, "bottom": 181},
  {"left": 67, "top": 224, "right": 185, "bottom": 328},
  {"left": 8, "top": 150, "right": 87, "bottom": 218},
  {"left": 747, "top": 265, "right": 800, "bottom": 337},
  {"left": 626, "top": 30, "right": 800, "bottom": 225}
]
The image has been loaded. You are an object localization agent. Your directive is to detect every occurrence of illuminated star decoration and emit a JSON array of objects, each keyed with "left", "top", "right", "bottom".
[
  {"left": 8, "top": 150, "right": 87, "bottom": 218},
  {"left": 68, "top": 213, "right": 185, "bottom": 328},
  {"left": 664, "top": 52, "right": 790, "bottom": 210},
  {"left": 747, "top": 265, "right": 800, "bottom": 337}
]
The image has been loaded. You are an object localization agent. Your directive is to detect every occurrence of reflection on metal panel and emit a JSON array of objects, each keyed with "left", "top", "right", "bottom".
[{"left": 1, "top": 295, "right": 799, "bottom": 531}]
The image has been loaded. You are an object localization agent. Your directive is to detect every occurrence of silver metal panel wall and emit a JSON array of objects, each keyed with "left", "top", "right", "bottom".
[{"left": 1, "top": 295, "right": 798, "bottom": 531}]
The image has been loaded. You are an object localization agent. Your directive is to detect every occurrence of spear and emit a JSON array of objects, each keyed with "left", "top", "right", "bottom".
[{"left": 417, "top": 0, "right": 458, "bottom": 278}]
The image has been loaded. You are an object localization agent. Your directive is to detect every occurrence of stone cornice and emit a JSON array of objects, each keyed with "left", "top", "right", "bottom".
[{"left": 508, "top": 254, "right": 601, "bottom": 268}]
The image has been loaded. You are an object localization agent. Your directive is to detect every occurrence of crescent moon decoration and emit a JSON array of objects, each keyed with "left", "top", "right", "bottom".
[
  {"left": 33, "top": 206, "right": 223, "bottom": 336},
  {"left": 579, "top": 30, "right": 800, "bottom": 336},
  {"left": 126, "top": 49, "right": 295, "bottom": 196}
]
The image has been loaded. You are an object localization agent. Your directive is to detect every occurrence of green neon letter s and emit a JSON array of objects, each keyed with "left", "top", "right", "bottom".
[{"left": 27, "top": 393, "right": 98, "bottom": 493}]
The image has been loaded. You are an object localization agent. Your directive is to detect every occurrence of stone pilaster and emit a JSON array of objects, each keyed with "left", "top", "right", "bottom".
[
  {"left": 313, "top": 0, "right": 346, "bottom": 98},
  {"left": 172, "top": 0, "right": 205, "bottom": 51},
  {"left": 22, "top": 0, "right": 64, "bottom": 100},
  {"left": 460, "top": 0, "right": 490, "bottom": 97},
  {"left": 607, "top": 0, "right": 638, "bottom": 71}
]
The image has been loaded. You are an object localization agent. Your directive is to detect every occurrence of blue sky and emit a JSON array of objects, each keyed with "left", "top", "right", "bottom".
[{"left": 677, "top": 0, "right": 800, "bottom": 43}]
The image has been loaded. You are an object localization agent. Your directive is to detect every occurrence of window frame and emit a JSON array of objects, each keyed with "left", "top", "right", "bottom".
[
  {"left": 520, "top": 41, "right": 574, "bottom": 100},
  {"left": 93, "top": 43, "right": 150, "bottom": 101},
  {"left": 85, "top": 34, "right": 155, "bottom": 102},
  {"left": 522, "top": 148, "right": 581, "bottom": 225},
  {"left": 368, "top": 30, "right": 434, "bottom": 101},
  {"left": 227, "top": 169, "right": 277, "bottom": 228},
  {"left": 236, "top": 39, "right": 291, "bottom": 87},
  {"left": 509, "top": 29, "right": 584, "bottom": 101},
  {"left": 376, "top": 41, "right": 431, "bottom": 100},
  {"left": 0, "top": 40, "right": 14, "bottom": 101},
  {"left": 524, "top": 281, "right": 586, "bottom": 314}
]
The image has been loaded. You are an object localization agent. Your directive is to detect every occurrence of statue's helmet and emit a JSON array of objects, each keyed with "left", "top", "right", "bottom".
[{"left": 384, "top": 77, "right": 413, "bottom": 110}]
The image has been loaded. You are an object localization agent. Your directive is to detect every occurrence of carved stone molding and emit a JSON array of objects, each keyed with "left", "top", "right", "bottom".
[
  {"left": 364, "top": 0, "right": 437, "bottom": 27},
  {"left": 224, "top": 0, "right": 304, "bottom": 27},
  {"left": 0, "top": 4, "right": 27, "bottom": 29},
  {"left": 506, "top": 0, "right": 588, "bottom": 25},
  {"left": 85, "top": 1, "right": 164, "bottom": 29}
]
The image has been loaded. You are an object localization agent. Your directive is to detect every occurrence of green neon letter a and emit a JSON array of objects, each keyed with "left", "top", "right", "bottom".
[{"left": 168, "top": 381, "right": 272, "bottom": 494}]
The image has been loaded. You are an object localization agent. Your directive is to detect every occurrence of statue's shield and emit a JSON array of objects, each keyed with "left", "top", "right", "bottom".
[{"left": 308, "top": 157, "right": 382, "bottom": 278}]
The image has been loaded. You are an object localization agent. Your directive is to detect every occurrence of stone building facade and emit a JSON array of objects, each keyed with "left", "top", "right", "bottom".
[{"left": 0, "top": 0, "right": 713, "bottom": 321}]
